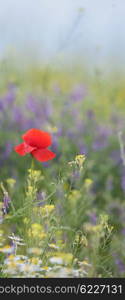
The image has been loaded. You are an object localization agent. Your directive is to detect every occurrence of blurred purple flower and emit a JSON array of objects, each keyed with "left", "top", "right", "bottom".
[
  {"left": 72, "top": 170, "right": 80, "bottom": 181},
  {"left": 87, "top": 109, "right": 95, "bottom": 120},
  {"left": 98, "top": 126, "right": 112, "bottom": 137},
  {"left": 78, "top": 142, "right": 88, "bottom": 155},
  {"left": 0, "top": 85, "right": 16, "bottom": 112},
  {"left": 4, "top": 88, "right": 15, "bottom": 105},
  {"left": 92, "top": 126, "right": 112, "bottom": 150},
  {"left": 13, "top": 106, "right": 32, "bottom": 130},
  {"left": 115, "top": 258, "right": 125, "bottom": 274},
  {"left": 121, "top": 174, "right": 125, "bottom": 192},
  {"left": 70, "top": 84, "right": 87, "bottom": 102},
  {"left": 36, "top": 191, "right": 47, "bottom": 206},
  {"left": 56, "top": 127, "right": 63, "bottom": 137},
  {"left": 13, "top": 106, "right": 23, "bottom": 123},
  {"left": 3, "top": 193, "right": 11, "bottom": 214},
  {"left": 42, "top": 161, "right": 50, "bottom": 168},
  {"left": 88, "top": 212, "right": 97, "bottom": 225},
  {"left": 51, "top": 135, "right": 59, "bottom": 153},
  {"left": 66, "top": 130, "right": 76, "bottom": 139},
  {"left": 0, "top": 100, "right": 5, "bottom": 111},
  {"left": 4, "top": 142, "right": 13, "bottom": 158},
  {"left": 121, "top": 228, "right": 125, "bottom": 235},
  {"left": 41, "top": 98, "right": 53, "bottom": 120},
  {"left": 110, "top": 150, "right": 121, "bottom": 164},
  {"left": 0, "top": 215, "right": 3, "bottom": 224},
  {"left": 92, "top": 137, "right": 108, "bottom": 150},
  {"left": 26, "top": 95, "right": 39, "bottom": 113},
  {"left": 27, "top": 95, "right": 52, "bottom": 120}
]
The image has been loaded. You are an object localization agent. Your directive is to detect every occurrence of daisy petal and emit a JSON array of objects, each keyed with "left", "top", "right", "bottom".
[
  {"left": 22, "top": 128, "right": 52, "bottom": 149},
  {"left": 32, "top": 148, "right": 56, "bottom": 162}
]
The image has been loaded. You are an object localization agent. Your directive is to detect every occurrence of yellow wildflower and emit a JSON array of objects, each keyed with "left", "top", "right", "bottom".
[
  {"left": 6, "top": 178, "right": 16, "bottom": 188},
  {"left": 84, "top": 178, "right": 93, "bottom": 188},
  {"left": 75, "top": 154, "right": 86, "bottom": 168},
  {"left": 41, "top": 205, "right": 55, "bottom": 215}
]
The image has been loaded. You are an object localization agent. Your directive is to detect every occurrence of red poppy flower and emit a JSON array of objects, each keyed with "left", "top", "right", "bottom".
[{"left": 14, "top": 128, "right": 56, "bottom": 162}]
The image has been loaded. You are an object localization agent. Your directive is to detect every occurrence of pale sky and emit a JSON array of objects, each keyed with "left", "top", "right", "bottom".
[{"left": 0, "top": 0, "right": 125, "bottom": 69}]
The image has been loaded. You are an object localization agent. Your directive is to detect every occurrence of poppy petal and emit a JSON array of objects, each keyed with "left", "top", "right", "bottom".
[
  {"left": 14, "top": 142, "right": 36, "bottom": 156},
  {"left": 32, "top": 148, "right": 56, "bottom": 162},
  {"left": 22, "top": 128, "right": 52, "bottom": 149},
  {"left": 14, "top": 143, "right": 26, "bottom": 156}
]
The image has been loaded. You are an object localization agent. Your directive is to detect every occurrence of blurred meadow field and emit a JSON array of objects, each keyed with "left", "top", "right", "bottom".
[
  {"left": 0, "top": 63, "right": 125, "bottom": 278},
  {"left": 0, "top": 0, "right": 125, "bottom": 279}
]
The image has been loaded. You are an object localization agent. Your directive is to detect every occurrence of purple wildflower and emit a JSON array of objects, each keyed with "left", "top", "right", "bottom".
[
  {"left": 78, "top": 142, "right": 88, "bottom": 155},
  {"left": 0, "top": 215, "right": 3, "bottom": 224},
  {"left": 4, "top": 88, "right": 16, "bottom": 105},
  {"left": 88, "top": 212, "right": 97, "bottom": 225},
  {"left": 115, "top": 258, "right": 125, "bottom": 274},
  {"left": 110, "top": 150, "right": 121, "bottom": 165},
  {"left": 87, "top": 109, "right": 95, "bottom": 120},
  {"left": 41, "top": 98, "right": 53, "bottom": 120},
  {"left": 26, "top": 95, "right": 40, "bottom": 114},
  {"left": 92, "top": 138, "right": 108, "bottom": 151},
  {"left": 13, "top": 106, "right": 24, "bottom": 124},
  {"left": 3, "top": 192, "right": 11, "bottom": 214},
  {"left": 121, "top": 174, "right": 125, "bottom": 192},
  {"left": 0, "top": 100, "right": 5, "bottom": 111},
  {"left": 36, "top": 191, "right": 47, "bottom": 206},
  {"left": 70, "top": 84, "right": 87, "bottom": 102},
  {"left": 121, "top": 228, "right": 125, "bottom": 235},
  {"left": 3, "top": 142, "right": 13, "bottom": 158},
  {"left": 92, "top": 126, "right": 112, "bottom": 151}
]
